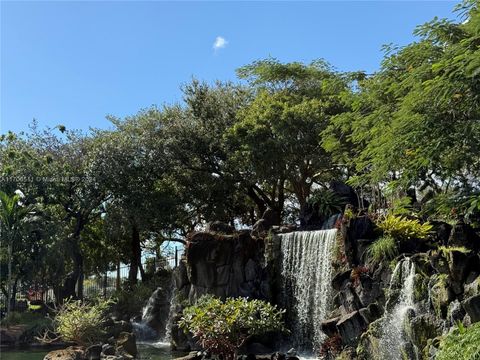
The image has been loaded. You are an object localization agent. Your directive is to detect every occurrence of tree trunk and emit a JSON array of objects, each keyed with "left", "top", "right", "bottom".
[
  {"left": 72, "top": 241, "right": 84, "bottom": 300},
  {"left": 128, "top": 223, "right": 141, "bottom": 287},
  {"left": 6, "top": 241, "right": 12, "bottom": 315}
]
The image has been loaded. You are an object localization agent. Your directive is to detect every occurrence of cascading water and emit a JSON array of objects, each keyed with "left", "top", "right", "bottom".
[
  {"left": 379, "top": 258, "right": 417, "bottom": 360},
  {"left": 279, "top": 229, "right": 337, "bottom": 352},
  {"left": 133, "top": 286, "right": 174, "bottom": 342}
]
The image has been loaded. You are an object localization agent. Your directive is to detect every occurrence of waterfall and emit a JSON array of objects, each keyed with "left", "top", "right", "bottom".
[
  {"left": 133, "top": 286, "right": 173, "bottom": 342},
  {"left": 379, "top": 258, "right": 417, "bottom": 360},
  {"left": 279, "top": 229, "right": 337, "bottom": 352}
]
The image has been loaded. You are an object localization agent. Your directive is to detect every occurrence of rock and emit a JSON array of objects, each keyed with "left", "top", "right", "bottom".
[
  {"left": 332, "top": 270, "right": 351, "bottom": 291},
  {"left": 0, "top": 325, "right": 26, "bottom": 345},
  {"left": 429, "top": 221, "right": 452, "bottom": 245},
  {"left": 102, "top": 344, "right": 116, "bottom": 356},
  {"left": 43, "top": 347, "right": 85, "bottom": 360},
  {"left": 270, "top": 352, "right": 286, "bottom": 360},
  {"left": 106, "top": 320, "right": 133, "bottom": 339},
  {"left": 462, "top": 294, "right": 480, "bottom": 323},
  {"left": 321, "top": 317, "right": 340, "bottom": 337},
  {"left": 142, "top": 287, "right": 172, "bottom": 338},
  {"left": 116, "top": 332, "right": 137, "bottom": 357},
  {"left": 334, "top": 283, "right": 363, "bottom": 314},
  {"left": 464, "top": 273, "right": 480, "bottom": 298},
  {"left": 330, "top": 180, "right": 365, "bottom": 209},
  {"left": 342, "top": 216, "right": 375, "bottom": 267},
  {"left": 336, "top": 310, "right": 368, "bottom": 345},
  {"left": 355, "top": 275, "right": 382, "bottom": 308},
  {"left": 447, "top": 299, "right": 466, "bottom": 326},
  {"left": 448, "top": 220, "right": 480, "bottom": 251},
  {"left": 286, "top": 348, "right": 296, "bottom": 356},
  {"left": 85, "top": 344, "right": 102, "bottom": 360},
  {"left": 206, "top": 221, "right": 235, "bottom": 234},
  {"left": 242, "top": 342, "right": 273, "bottom": 355},
  {"left": 447, "top": 250, "right": 472, "bottom": 294},
  {"left": 430, "top": 275, "right": 453, "bottom": 318},
  {"left": 408, "top": 314, "right": 443, "bottom": 354}
]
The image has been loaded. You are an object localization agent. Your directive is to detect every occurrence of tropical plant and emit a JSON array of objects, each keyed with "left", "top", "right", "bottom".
[
  {"left": 377, "top": 215, "right": 432, "bottom": 242},
  {"left": 179, "top": 295, "right": 286, "bottom": 360},
  {"left": 368, "top": 236, "right": 398, "bottom": 264},
  {"left": 0, "top": 190, "right": 34, "bottom": 315},
  {"left": 52, "top": 299, "right": 111, "bottom": 346},
  {"left": 308, "top": 189, "right": 346, "bottom": 218}
]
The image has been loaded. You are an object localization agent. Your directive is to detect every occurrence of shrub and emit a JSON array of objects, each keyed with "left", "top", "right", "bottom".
[
  {"left": 53, "top": 299, "right": 110, "bottom": 346},
  {"left": 377, "top": 215, "right": 432, "bottom": 241},
  {"left": 0, "top": 311, "right": 51, "bottom": 330},
  {"left": 368, "top": 235, "right": 398, "bottom": 264},
  {"left": 179, "top": 295, "right": 286, "bottom": 360},
  {"left": 319, "top": 333, "right": 342, "bottom": 359},
  {"left": 308, "top": 189, "right": 346, "bottom": 218},
  {"left": 350, "top": 266, "right": 369, "bottom": 286},
  {"left": 436, "top": 321, "right": 480, "bottom": 360}
]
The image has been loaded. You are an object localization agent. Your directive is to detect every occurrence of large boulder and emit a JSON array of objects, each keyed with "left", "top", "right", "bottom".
[
  {"left": 105, "top": 320, "right": 133, "bottom": 339},
  {"left": 462, "top": 294, "right": 480, "bottom": 323},
  {"left": 44, "top": 347, "right": 85, "bottom": 360},
  {"left": 448, "top": 220, "right": 480, "bottom": 251},
  {"left": 336, "top": 310, "right": 369, "bottom": 345},
  {"left": 116, "top": 332, "right": 137, "bottom": 358},
  {"left": 85, "top": 344, "right": 102, "bottom": 360},
  {"left": 142, "top": 287, "right": 172, "bottom": 338}
]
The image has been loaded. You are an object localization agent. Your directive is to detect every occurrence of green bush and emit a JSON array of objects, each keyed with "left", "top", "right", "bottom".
[
  {"left": 53, "top": 299, "right": 110, "bottom": 346},
  {"left": 368, "top": 235, "right": 398, "bottom": 264},
  {"left": 308, "top": 189, "right": 346, "bottom": 218},
  {"left": 377, "top": 214, "right": 432, "bottom": 241},
  {"left": 0, "top": 311, "right": 51, "bottom": 330},
  {"left": 179, "top": 295, "right": 286, "bottom": 360},
  {"left": 436, "top": 321, "right": 480, "bottom": 360}
]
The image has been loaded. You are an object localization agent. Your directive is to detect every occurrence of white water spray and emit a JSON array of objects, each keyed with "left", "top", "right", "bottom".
[
  {"left": 379, "top": 258, "right": 417, "bottom": 360},
  {"left": 279, "top": 229, "right": 337, "bottom": 352}
]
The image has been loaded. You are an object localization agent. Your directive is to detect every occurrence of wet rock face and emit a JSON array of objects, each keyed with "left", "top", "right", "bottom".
[
  {"left": 142, "top": 287, "right": 172, "bottom": 338},
  {"left": 180, "top": 230, "right": 269, "bottom": 302},
  {"left": 462, "top": 294, "right": 480, "bottom": 323},
  {"left": 171, "top": 230, "right": 272, "bottom": 351}
]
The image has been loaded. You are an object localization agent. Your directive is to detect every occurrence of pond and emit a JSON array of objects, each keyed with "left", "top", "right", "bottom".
[{"left": 0, "top": 342, "right": 184, "bottom": 360}]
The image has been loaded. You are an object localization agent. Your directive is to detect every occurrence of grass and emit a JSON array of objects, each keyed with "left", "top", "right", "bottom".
[
  {"left": 436, "top": 321, "right": 480, "bottom": 360},
  {"left": 368, "top": 235, "right": 398, "bottom": 264}
]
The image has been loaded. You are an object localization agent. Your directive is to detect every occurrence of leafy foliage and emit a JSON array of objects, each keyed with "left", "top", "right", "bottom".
[
  {"left": 368, "top": 236, "right": 398, "bottom": 264},
  {"left": 53, "top": 299, "right": 110, "bottom": 346},
  {"left": 179, "top": 295, "right": 286, "bottom": 360},
  {"left": 377, "top": 215, "right": 432, "bottom": 241},
  {"left": 308, "top": 189, "right": 346, "bottom": 218},
  {"left": 436, "top": 321, "right": 480, "bottom": 360}
]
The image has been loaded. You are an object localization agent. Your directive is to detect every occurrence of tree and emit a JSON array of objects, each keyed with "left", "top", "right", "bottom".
[
  {"left": 230, "top": 59, "right": 351, "bottom": 217},
  {"left": 322, "top": 1, "right": 480, "bottom": 211},
  {"left": 179, "top": 295, "right": 286, "bottom": 360},
  {"left": 0, "top": 190, "right": 34, "bottom": 314}
]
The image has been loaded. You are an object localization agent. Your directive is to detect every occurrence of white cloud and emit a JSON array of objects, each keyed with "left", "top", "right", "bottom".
[{"left": 213, "top": 36, "right": 228, "bottom": 51}]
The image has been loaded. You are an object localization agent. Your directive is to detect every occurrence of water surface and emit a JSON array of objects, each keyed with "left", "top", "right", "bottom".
[{"left": 0, "top": 342, "right": 183, "bottom": 360}]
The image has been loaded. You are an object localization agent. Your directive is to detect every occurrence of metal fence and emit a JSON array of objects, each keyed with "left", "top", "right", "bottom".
[{"left": 2, "top": 247, "right": 183, "bottom": 313}]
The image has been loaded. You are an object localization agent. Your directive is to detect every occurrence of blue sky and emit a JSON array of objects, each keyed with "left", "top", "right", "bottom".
[{"left": 1, "top": 1, "right": 458, "bottom": 134}]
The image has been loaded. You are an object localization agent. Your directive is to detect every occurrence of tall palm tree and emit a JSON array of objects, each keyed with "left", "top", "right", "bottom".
[{"left": 0, "top": 190, "right": 33, "bottom": 315}]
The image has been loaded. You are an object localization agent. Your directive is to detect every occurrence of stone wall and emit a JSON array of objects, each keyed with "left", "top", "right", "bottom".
[{"left": 170, "top": 229, "right": 274, "bottom": 350}]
